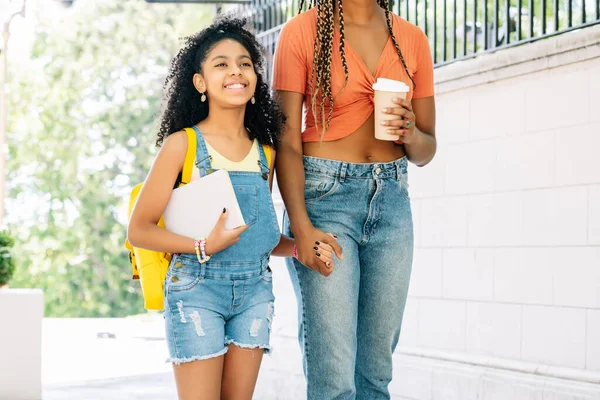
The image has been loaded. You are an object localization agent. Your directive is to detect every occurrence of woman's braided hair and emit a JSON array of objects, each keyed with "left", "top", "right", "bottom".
[{"left": 298, "top": 0, "right": 416, "bottom": 138}]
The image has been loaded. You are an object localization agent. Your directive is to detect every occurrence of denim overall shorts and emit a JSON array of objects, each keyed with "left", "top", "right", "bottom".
[{"left": 164, "top": 126, "right": 281, "bottom": 364}]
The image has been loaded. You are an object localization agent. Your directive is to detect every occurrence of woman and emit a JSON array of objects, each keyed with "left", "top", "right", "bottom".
[{"left": 272, "top": 0, "right": 436, "bottom": 398}]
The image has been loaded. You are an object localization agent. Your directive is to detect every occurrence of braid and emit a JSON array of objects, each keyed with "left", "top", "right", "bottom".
[
  {"left": 379, "top": 0, "right": 417, "bottom": 90},
  {"left": 337, "top": 0, "right": 349, "bottom": 97},
  {"left": 309, "top": 0, "right": 335, "bottom": 138},
  {"left": 297, "top": 0, "right": 316, "bottom": 16}
]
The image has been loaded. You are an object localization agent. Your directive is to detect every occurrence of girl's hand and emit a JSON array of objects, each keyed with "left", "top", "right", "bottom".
[
  {"left": 205, "top": 208, "right": 249, "bottom": 255},
  {"left": 381, "top": 98, "right": 417, "bottom": 144},
  {"left": 294, "top": 225, "right": 343, "bottom": 277}
]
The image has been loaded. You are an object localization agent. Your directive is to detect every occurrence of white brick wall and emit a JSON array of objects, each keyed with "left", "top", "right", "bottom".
[
  {"left": 556, "top": 123, "right": 600, "bottom": 186},
  {"left": 495, "top": 131, "right": 555, "bottom": 191},
  {"left": 410, "top": 249, "right": 443, "bottom": 297},
  {"left": 521, "top": 306, "right": 587, "bottom": 369},
  {"left": 465, "top": 302, "right": 522, "bottom": 359},
  {"left": 431, "top": 370, "right": 481, "bottom": 400},
  {"left": 421, "top": 196, "right": 468, "bottom": 247},
  {"left": 494, "top": 248, "right": 554, "bottom": 305},
  {"left": 436, "top": 94, "right": 470, "bottom": 144},
  {"left": 522, "top": 186, "right": 588, "bottom": 246},
  {"left": 398, "top": 297, "right": 419, "bottom": 348},
  {"left": 587, "top": 310, "right": 600, "bottom": 371},
  {"left": 590, "top": 185, "right": 600, "bottom": 245},
  {"left": 445, "top": 140, "right": 497, "bottom": 195},
  {"left": 591, "top": 66, "right": 600, "bottom": 124},
  {"left": 402, "top": 27, "right": 600, "bottom": 397},
  {"left": 417, "top": 299, "right": 467, "bottom": 351},
  {"left": 410, "top": 147, "right": 446, "bottom": 198},
  {"left": 552, "top": 247, "right": 600, "bottom": 308},
  {"left": 470, "top": 82, "right": 526, "bottom": 140},
  {"left": 442, "top": 249, "right": 494, "bottom": 301},
  {"left": 524, "top": 68, "right": 590, "bottom": 133},
  {"left": 467, "top": 192, "right": 523, "bottom": 247}
]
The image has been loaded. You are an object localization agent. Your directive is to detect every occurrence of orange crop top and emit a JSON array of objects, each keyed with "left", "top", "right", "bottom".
[{"left": 272, "top": 8, "right": 435, "bottom": 143}]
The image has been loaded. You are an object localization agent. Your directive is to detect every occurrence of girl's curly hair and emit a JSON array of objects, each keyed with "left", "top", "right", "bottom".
[{"left": 156, "top": 16, "right": 286, "bottom": 148}]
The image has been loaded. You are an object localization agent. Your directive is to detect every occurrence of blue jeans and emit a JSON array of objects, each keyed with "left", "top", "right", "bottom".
[{"left": 283, "top": 155, "right": 414, "bottom": 400}]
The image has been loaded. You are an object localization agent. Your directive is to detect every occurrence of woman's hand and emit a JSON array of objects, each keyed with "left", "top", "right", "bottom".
[
  {"left": 311, "top": 232, "right": 338, "bottom": 268},
  {"left": 381, "top": 98, "right": 417, "bottom": 144},
  {"left": 294, "top": 225, "right": 343, "bottom": 277},
  {"left": 205, "top": 208, "right": 249, "bottom": 256}
]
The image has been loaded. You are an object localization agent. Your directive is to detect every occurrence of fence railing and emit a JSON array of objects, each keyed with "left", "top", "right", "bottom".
[{"left": 237, "top": 0, "right": 599, "bottom": 77}]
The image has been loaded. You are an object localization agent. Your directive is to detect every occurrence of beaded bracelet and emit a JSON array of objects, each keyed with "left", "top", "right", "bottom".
[
  {"left": 292, "top": 244, "right": 298, "bottom": 259},
  {"left": 194, "top": 238, "right": 211, "bottom": 264}
]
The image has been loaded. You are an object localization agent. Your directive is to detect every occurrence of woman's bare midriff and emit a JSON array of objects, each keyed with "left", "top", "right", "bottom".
[{"left": 302, "top": 113, "right": 406, "bottom": 163}]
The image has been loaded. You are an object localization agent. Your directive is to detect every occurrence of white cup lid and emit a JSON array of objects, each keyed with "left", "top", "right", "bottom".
[{"left": 372, "top": 78, "right": 410, "bottom": 92}]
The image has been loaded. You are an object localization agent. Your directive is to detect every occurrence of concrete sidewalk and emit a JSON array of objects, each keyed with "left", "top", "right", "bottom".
[{"left": 42, "top": 256, "right": 307, "bottom": 400}]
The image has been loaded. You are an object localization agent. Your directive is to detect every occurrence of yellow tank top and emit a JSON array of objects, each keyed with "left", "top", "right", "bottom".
[{"left": 204, "top": 139, "right": 261, "bottom": 172}]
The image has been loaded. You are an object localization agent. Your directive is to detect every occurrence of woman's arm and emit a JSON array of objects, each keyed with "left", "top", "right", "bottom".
[
  {"left": 400, "top": 96, "right": 437, "bottom": 166},
  {"left": 385, "top": 28, "right": 437, "bottom": 166},
  {"left": 127, "top": 130, "right": 247, "bottom": 256},
  {"left": 275, "top": 91, "right": 342, "bottom": 274},
  {"left": 274, "top": 92, "right": 311, "bottom": 233}
]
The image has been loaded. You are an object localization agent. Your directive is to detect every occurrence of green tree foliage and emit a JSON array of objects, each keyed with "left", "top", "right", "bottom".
[
  {"left": 0, "top": 231, "right": 15, "bottom": 287},
  {"left": 6, "top": 0, "right": 213, "bottom": 317}
]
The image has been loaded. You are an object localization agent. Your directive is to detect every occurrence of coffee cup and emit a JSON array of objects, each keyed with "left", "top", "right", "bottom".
[{"left": 372, "top": 78, "right": 410, "bottom": 141}]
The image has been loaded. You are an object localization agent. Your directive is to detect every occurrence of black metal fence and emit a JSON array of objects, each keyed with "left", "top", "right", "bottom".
[{"left": 237, "top": 0, "right": 600, "bottom": 75}]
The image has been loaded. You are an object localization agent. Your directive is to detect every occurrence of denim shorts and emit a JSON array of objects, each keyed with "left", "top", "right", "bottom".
[{"left": 163, "top": 253, "right": 275, "bottom": 365}]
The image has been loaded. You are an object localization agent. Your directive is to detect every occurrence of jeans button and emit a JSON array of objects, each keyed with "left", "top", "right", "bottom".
[{"left": 375, "top": 167, "right": 382, "bottom": 175}]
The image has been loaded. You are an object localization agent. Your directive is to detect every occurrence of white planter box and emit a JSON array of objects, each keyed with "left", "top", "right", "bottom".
[{"left": 0, "top": 288, "right": 44, "bottom": 400}]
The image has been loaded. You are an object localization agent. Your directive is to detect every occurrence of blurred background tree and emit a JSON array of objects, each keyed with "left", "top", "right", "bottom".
[{"left": 5, "top": 0, "right": 213, "bottom": 317}]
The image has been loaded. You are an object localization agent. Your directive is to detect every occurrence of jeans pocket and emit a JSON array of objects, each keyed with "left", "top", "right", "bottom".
[
  {"left": 304, "top": 173, "right": 339, "bottom": 203},
  {"left": 166, "top": 255, "right": 202, "bottom": 292},
  {"left": 235, "top": 184, "right": 259, "bottom": 227}
]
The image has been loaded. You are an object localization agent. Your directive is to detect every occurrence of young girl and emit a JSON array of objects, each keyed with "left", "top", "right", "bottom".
[{"left": 127, "top": 17, "right": 334, "bottom": 400}]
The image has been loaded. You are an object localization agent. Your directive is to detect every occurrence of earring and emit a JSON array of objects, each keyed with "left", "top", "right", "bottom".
[
  {"left": 201, "top": 93, "right": 206, "bottom": 102},
  {"left": 251, "top": 96, "right": 256, "bottom": 105}
]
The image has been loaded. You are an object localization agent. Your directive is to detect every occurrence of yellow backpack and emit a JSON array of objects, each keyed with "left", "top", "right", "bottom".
[{"left": 125, "top": 127, "right": 272, "bottom": 311}]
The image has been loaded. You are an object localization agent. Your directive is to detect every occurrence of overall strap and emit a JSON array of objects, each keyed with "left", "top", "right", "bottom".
[
  {"left": 257, "top": 143, "right": 271, "bottom": 180},
  {"left": 191, "top": 125, "right": 213, "bottom": 178}
]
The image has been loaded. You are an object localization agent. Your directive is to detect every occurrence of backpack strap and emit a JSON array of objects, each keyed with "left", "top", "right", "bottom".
[
  {"left": 181, "top": 128, "right": 197, "bottom": 185},
  {"left": 262, "top": 144, "right": 272, "bottom": 170}
]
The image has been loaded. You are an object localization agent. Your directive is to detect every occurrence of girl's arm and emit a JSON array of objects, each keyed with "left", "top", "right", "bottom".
[
  {"left": 267, "top": 147, "right": 295, "bottom": 257},
  {"left": 127, "top": 130, "right": 247, "bottom": 256}
]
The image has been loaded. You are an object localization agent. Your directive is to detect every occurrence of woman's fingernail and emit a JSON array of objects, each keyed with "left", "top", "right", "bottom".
[
  {"left": 380, "top": 121, "right": 387, "bottom": 126},
  {"left": 316, "top": 252, "right": 321, "bottom": 257},
  {"left": 393, "top": 97, "right": 399, "bottom": 102},
  {"left": 313, "top": 246, "right": 318, "bottom": 250},
  {"left": 333, "top": 235, "right": 338, "bottom": 239},
  {"left": 315, "top": 241, "right": 320, "bottom": 245},
  {"left": 222, "top": 208, "right": 226, "bottom": 213},
  {"left": 326, "top": 262, "right": 331, "bottom": 268}
]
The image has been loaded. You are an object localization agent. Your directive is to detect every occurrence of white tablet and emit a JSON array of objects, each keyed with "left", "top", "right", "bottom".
[{"left": 163, "top": 169, "right": 245, "bottom": 239}]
